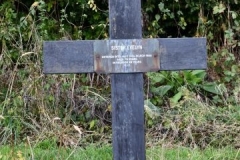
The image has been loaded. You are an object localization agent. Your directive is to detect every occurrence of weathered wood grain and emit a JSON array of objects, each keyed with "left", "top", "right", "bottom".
[
  {"left": 109, "top": 0, "right": 145, "bottom": 159},
  {"left": 43, "top": 38, "right": 207, "bottom": 74},
  {"left": 111, "top": 74, "right": 145, "bottom": 160},
  {"left": 159, "top": 38, "right": 206, "bottom": 70},
  {"left": 43, "top": 41, "right": 94, "bottom": 74}
]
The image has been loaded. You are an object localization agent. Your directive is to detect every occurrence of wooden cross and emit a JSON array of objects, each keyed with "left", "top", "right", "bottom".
[{"left": 43, "top": 0, "right": 207, "bottom": 159}]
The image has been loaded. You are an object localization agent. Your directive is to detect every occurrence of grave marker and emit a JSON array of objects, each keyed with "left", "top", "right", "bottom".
[{"left": 43, "top": 0, "right": 207, "bottom": 159}]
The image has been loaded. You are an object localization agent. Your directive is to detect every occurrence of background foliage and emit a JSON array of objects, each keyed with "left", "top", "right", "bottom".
[{"left": 0, "top": 0, "right": 240, "bottom": 149}]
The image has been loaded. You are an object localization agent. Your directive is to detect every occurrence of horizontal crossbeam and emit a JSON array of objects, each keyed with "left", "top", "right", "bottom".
[{"left": 43, "top": 38, "right": 206, "bottom": 74}]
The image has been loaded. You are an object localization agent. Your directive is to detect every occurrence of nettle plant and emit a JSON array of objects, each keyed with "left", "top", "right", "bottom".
[{"left": 146, "top": 70, "right": 221, "bottom": 107}]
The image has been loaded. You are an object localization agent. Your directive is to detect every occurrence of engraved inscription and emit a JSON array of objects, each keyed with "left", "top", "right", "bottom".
[
  {"left": 101, "top": 43, "right": 153, "bottom": 65},
  {"left": 111, "top": 45, "right": 143, "bottom": 51},
  {"left": 101, "top": 54, "right": 153, "bottom": 64},
  {"left": 94, "top": 39, "right": 160, "bottom": 73}
]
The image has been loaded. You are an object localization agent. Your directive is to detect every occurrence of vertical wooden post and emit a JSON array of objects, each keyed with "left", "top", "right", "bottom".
[{"left": 109, "top": 0, "right": 145, "bottom": 160}]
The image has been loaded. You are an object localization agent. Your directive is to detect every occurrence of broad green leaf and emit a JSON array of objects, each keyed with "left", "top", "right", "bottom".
[
  {"left": 158, "top": 85, "right": 172, "bottom": 96},
  {"left": 144, "top": 100, "right": 161, "bottom": 119},
  {"left": 155, "top": 14, "right": 160, "bottom": 21},
  {"left": 191, "top": 70, "right": 206, "bottom": 77},
  {"left": 231, "top": 11, "right": 237, "bottom": 19},
  {"left": 177, "top": 10, "right": 183, "bottom": 15},
  {"left": 170, "top": 91, "right": 182, "bottom": 104},
  {"left": 201, "top": 83, "right": 221, "bottom": 95},
  {"left": 218, "top": 3, "right": 226, "bottom": 13},
  {"left": 213, "top": 6, "right": 219, "bottom": 14},
  {"left": 158, "top": 2, "right": 164, "bottom": 11},
  {"left": 89, "top": 120, "right": 95, "bottom": 129},
  {"left": 151, "top": 85, "right": 172, "bottom": 96},
  {"left": 147, "top": 72, "right": 165, "bottom": 83},
  {"left": 213, "top": 4, "right": 226, "bottom": 14},
  {"left": 190, "top": 77, "right": 202, "bottom": 84}
]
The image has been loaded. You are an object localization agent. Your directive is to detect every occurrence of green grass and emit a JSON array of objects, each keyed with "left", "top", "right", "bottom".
[
  {"left": 0, "top": 144, "right": 239, "bottom": 160},
  {"left": 0, "top": 144, "right": 112, "bottom": 160},
  {"left": 147, "top": 146, "right": 240, "bottom": 160}
]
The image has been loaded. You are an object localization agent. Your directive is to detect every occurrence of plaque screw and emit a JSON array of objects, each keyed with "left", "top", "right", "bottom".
[{"left": 96, "top": 55, "right": 100, "bottom": 59}]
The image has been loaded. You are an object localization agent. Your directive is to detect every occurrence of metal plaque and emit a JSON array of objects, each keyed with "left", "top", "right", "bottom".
[{"left": 94, "top": 39, "right": 160, "bottom": 73}]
